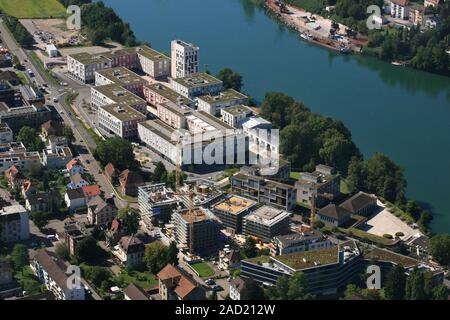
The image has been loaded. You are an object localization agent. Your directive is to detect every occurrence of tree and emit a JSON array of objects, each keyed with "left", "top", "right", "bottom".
[
  {"left": 95, "top": 137, "right": 137, "bottom": 170},
  {"left": 10, "top": 244, "right": 29, "bottom": 271},
  {"left": 153, "top": 161, "right": 167, "bottom": 183},
  {"left": 144, "top": 242, "right": 169, "bottom": 274},
  {"left": 63, "top": 127, "right": 75, "bottom": 144},
  {"left": 432, "top": 284, "right": 449, "bottom": 300},
  {"left": 216, "top": 68, "right": 243, "bottom": 91},
  {"left": 405, "top": 269, "right": 426, "bottom": 300},
  {"left": 384, "top": 264, "right": 406, "bottom": 300},
  {"left": 287, "top": 272, "right": 314, "bottom": 300},
  {"left": 75, "top": 236, "right": 103, "bottom": 263},
  {"left": 82, "top": 265, "right": 112, "bottom": 288},
  {"left": 241, "top": 278, "right": 266, "bottom": 300},
  {"left": 243, "top": 237, "right": 258, "bottom": 258},
  {"left": 117, "top": 207, "right": 140, "bottom": 235},
  {"left": 55, "top": 243, "right": 70, "bottom": 261},
  {"left": 167, "top": 241, "right": 179, "bottom": 266},
  {"left": 16, "top": 126, "right": 45, "bottom": 152},
  {"left": 267, "top": 275, "right": 289, "bottom": 300},
  {"left": 89, "top": 29, "right": 107, "bottom": 45},
  {"left": 30, "top": 211, "right": 50, "bottom": 230},
  {"left": 429, "top": 234, "right": 450, "bottom": 265}
]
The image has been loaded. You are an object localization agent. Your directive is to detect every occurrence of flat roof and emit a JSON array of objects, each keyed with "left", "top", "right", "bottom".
[
  {"left": 245, "top": 206, "right": 290, "bottom": 226},
  {"left": 193, "top": 110, "right": 234, "bottom": 131},
  {"left": 93, "top": 84, "right": 146, "bottom": 106},
  {"left": 179, "top": 207, "right": 211, "bottom": 223},
  {"left": 69, "top": 52, "right": 111, "bottom": 65},
  {"left": 139, "top": 119, "right": 177, "bottom": 142},
  {"left": 172, "top": 39, "right": 199, "bottom": 49},
  {"left": 197, "top": 89, "right": 247, "bottom": 105},
  {"left": 364, "top": 247, "right": 419, "bottom": 268},
  {"left": 171, "top": 72, "right": 222, "bottom": 89},
  {"left": 221, "top": 104, "right": 252, "bottom": 116},
  {"left": 137, "top": 45, "right": 170, "bottom": 62},
  {"left": 100, "top": 104, "right": 146, "bottom": 121},
  {"left": 146, "top": 83, "right": 193, "bottom": 105},
  {"left": 0, "top": 204, "right": 26, "bottom": 216},
  {"left": 159, "top": 101, "right": 192, "bottom": 117},
  {"left": 96, "top": 67, "right": 143, "bottom": 86},
  {"left": 213, "top": 195, "right": 256, "bottom": 215}
]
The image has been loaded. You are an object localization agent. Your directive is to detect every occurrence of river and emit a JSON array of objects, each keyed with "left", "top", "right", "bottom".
[{"left": 103, "top": 0, "right": 450, "bottom": 233}]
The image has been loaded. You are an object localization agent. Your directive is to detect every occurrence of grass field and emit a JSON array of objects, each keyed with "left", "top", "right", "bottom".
[
  {"left": 190, "top": 261, "right": 215, "bottom": 278},
  {"left": 286, "top": 0, "right": 327, "bottom": 13},
  {"left": 115, "top": 271, "right": 158, "bottom": 289},
  {"left": 0, "top": 0, "right": 66, "bottom": 18}
]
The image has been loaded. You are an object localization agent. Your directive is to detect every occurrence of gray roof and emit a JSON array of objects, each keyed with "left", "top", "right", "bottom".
[
  {"left": 33, "top": 250, "right": 70, "bottom": 290},
  {"left": 339, "top": 192, "right": 376, "bottom": 213},
  {"left": 123, "top": 283, "right": 150, "bottom": 300},
  {"left": 318, "top": 204, "right": 350, "bottom": 220}
]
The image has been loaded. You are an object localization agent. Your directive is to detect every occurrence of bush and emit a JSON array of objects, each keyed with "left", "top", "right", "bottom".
[
  {"left": 383, "top": 234, "right": 393, "bottom": 239},
  {"left": 395, "top": 232, "right": 404, "bottom": 238}
]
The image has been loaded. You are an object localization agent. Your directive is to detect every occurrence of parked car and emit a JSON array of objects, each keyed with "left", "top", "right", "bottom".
[{"left": 205, "top": 279, "right": 215, "bottom": 286}]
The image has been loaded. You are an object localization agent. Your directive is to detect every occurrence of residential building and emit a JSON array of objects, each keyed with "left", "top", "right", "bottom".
[
  {"left": 241, "top": 241, "right": 362, "bottom": 296},
  {"left": 317, "top": 204, "right": 351, "bottom": 227},
  {"left": 137, "top": 45, "right": 171, "bottom": 79},
  {"left": 47, "top": 136, "right": 68, "bottom": 152},
  {"left": 67, "top": 52, "right": 112, "bottom": 83},
  {"left": 0, "top": 71, "right": 20, "bottom": 86},
  {"left": 243, "top": 206, "right": 291, "bottom": 242},
  {"left": 171, "top": 207, "right": 220, "bottom": 256},
  {"left": 82, "top": 185, "right": 101, "bottom": 203},
  {"left": 0, "top": 123, "right": 13, "bottom": 143},
  {"left": 171, "top": 40, "right": 199, "bottom": 79},
  {"left": 95, "top": 67, "right": 146, "bottom": 95},
  {"left": 67, "top": 173, "right": 89, "bottom": 189},
  {"left": 123, "top": 283, "right": 151, "bottom": 300},
  {"left": 221, "top": 105, "right": 253, "bottom": 128},
  {"left": 98, "top": 104, "right": 146, "bottom": 138},
  {"left": 143, "top": 83, "right": 194, "bottom": 113},
  {"left": 241, "top": 116, "right": 278, "bottom": 159},
  {"left": 219, "top": 249, "right": 242, "bottom": 271},
  {"left": 104, "top": 163, "right": 119, "bottom": 182},
  {"left": 66, "top": 158, "right": 84, "bottom": 176},
  {"left": 138, "top": 183, "right": 180, "bottom": 225},
  {"left": 231, "top": 172, "right": 297, "bottom": 211},
  {"left": 339, "top": 191, "right": 378, "bottom": 216},
  {"left": 239, "top": 158, "right": 292, "bottom": 181},
  {"left": 41, "top": 146, "right": 73, "bottom": 169},
  {"left": 41, "top": 120, "right": 64, "bottom": 138},
  {"left": 87, "top": 196, "right": 117, "bottom": 226},
  {"left": 0, "top": 205, "right": 29, "bottom": 243},
  {"left": 19, "top": 85, "right": 45, "bottom": 105},
  {"left": 424, "top": 0, "right": 440, "bottom": 7},
  {"left": 31, "top": 249, "right": 85, "bottom": 300},
  {"left": 197, "top": 89, "right": 248, "bottom": 116},
  {"left": 212, "top": 195, "right": 257, "bottom": 233},
  {"left": 115, "top": 236, "right": 145, "bottom": 268},
  {"left": 63, "top": 220, "right": 88, "bottom": 256},
  {"left": 0, "top": 103, "right": 52, "bottom": 133},
  {"left": 138, "top": 120, "right": 179, "bottom": 165},
  {"left": 157, "top": 264, "right": 206, "bottom": 300},
  {"left": 157, "top": 101, "right": 191, "bottom": 129},
  {"left": 271, "top": 230, "right": 332, "bottom": 256},
  {"left": 0, "top": 81, "right": 14, "bottom": 105},
  {"left": 25, "top": 191, "right": 60, "bottom": 212},
  {"left": 295, "top": 164, "right": 341, "bottom": 207},
  {"left": 169, "top": 72, "right": 223, "bottom": 100},
  {"left": 0, "top": 142, "right": 41, "bottom": 173},
  {"left": 64, "top": 188, "right": 86, "bottom": 212},
  {"left": 21, "top": 180, "right": 38, "bottom": 199},
  {"left": 229, "top": 276, "right": 251, "bottom": 300},
  {"left": 390, "top": 0, "right": 410, "bottom": 19},
  {"left": 5, "top": 164, "right": 26, "bottom": 187},
  {"left": 119, "top": 169, "right": 144, "bottom": 196},
  {"left": 409, "top": 4, "right": 425, "bottom": 25},
  {"left": 178, "top": 179, "right": 224, "bottom": 209},
  {"left": 91, "top": 84, "right": 147, "bottom": 114},
  {"left": 107, "top": 47, "right": 140, "bottom": 70}
]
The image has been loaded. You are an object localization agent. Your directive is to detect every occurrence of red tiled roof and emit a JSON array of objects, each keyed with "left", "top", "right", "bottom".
[
  {"left": 391, "top": 0, "right": 409, "bottom": 6},
  {"left": 105, "top": 163, "right": 118, "bottom": 177},
  {"left": 157, "top": 264, "right": 198, "bottom": 299},
  {"left": 66, "top": 159, "right": 80, "bottom": 170},
  {"left": 82, "top": 185, "right": 101, "bottom": 198}
]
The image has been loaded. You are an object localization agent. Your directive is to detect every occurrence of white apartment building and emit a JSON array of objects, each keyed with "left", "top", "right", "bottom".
[
  {"left": 197, "top": 89, "right": 248, "bottom": 115},
  {"left": 0, "top": 123, "right": 13, "bottom": 143},
  {"left": 95, "top": 67, "right": 146, "bottom": 95},
  {"left": 0, "top": 205, "right": 29, "bottom": 243},
  {"left": 390, "top": 0, "right": 410, "bottom": 19},
  {"left": 221, "top": 105, "right": 253, "bottom": 128},
  {"left": 31, "top": 250, "right": 85, "bottom": 300},
  {"left": 91, "top": 84, "right": 147, "bottom": 114},
  {"left": 98, "top": 104, "right": 146, "bottom": 138},
  {"left": 157, "top": 101, "right": 192, "bottom": 129},
  {"left": 171, "top": 40, "right": 199, "bottom": 79},
  {"left": 137, "top": 45, "right": 171, "bottom": 79},
  {"left": 41, "top": 146, "right": 73, "bottom": 169},
  {"left": 67, "top": 52, "right": 112, "bottom": 84},
  {"left": 169, "top": 72, "right": 223, "bottom": 100},
  {"left": 242, "top": 117, "right": 278, "bottom": 157},
  {"left": 138, "top": 120, "right": 179, "bottom": 164},
  {"left": 0, "top": 143, "right": 41, "bottom": 174}
]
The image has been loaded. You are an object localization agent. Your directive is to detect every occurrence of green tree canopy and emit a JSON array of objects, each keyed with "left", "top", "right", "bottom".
[
  {"left": 117, "top": 207, "right": 141, "bottom": 235},
  {"left": 95, "top": 137, "right": 138, "bottom": 171},
  {"left": 384, "top": 264, "right": 406, "bottom": 300},
  {"left": 10, "top": 244, "right": 29, "bottom": 271},
  {"left": 144, "top": 242, "right": 169, "bottom": 274},
  {"left": 216, "top": 68, "right": 243, "bottom": 92},
  {"left": 429, "top": 234, "right": 450, "bottom": 265},
  {"left": 242, "top": 237, "right": 258, "bottom": 259}
]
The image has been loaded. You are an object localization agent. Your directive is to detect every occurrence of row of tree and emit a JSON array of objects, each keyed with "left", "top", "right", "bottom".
[{"left": 4, "top": 16, "right": 33, "bottom": 47}]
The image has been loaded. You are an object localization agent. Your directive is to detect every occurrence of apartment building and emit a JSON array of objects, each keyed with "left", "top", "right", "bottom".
[
  {"left": 271, "top": 230, "right": 332, "bottom": 256},
  {"left": 409, "top": 4, "right": 425, "bottom": 25},
  {"left": 91, "top": 84, "right": 147, "bottom": 114},
  {"left": 138, "top": 120, "right": 179, "bottom": 165},
  {"left": 95, "top": 67, "right": 146, "bottom": 95},
  {"left": 295, "top": 164, "right": 341, "bottom": 207},
  {"left": 19, "top": 85, "right": 45, "bottom": 105},
  {"left": 0, "top": 81, "right": 14, "bottom": 105},
  {"left": 67, "top": 52, "right": 112, "bottom": 83},
  {"left": 157, "top": 101, "right": 192, "bottom": 129},
  {"left": 242, "top": 116, "right": 278, "bottom": 159},
  {"left": 171, "top": 40, "right": 200, "bottom": 79},
  {"left": 41, "top": 146, "right": 73, "bottom": 169},
  {"left": 63, "top": 220, "right": 88, "bottom": 256},
  {"left": 31, "top": 250, "right": 85, "bottom": 300},
  {"left": 221, "top": 105, "right": 253, "bottom": 128},
  {"left": 143, "top": 83, "right": 194, "bottom": 112},
  {"left": 138, "top": 183, "right": 180, "bottom": 225},
  {"left": 243, "top": 206, "right": 291, "bottom": 242},
  {"left": 0, "top": 103, "right": 52, "bottom": 133},
  {"left": 137, "top": 45, "right": 171, "bottom": 79},
  {"left": 107, "top": 47, "right": 140, "bottom": 70},
  {"left": 0, "top": 145, "right": 41, "bottom": 174},
  {"left": 0, "top": 123, "right": 13, "bottom": 143},
  {"left": 171, "top": 207, "right": 220, "bottom": 256},
  {"left": 87, "top": 196, "right": 117, "bottom": 226},
  {"left": 169, "top": 72, "right": 223, "bottom": 100},
  {"left": 212, "top": 195, "right": 256, "bottom": 233},
  {"left": 231, "top": 172, "right": 297, "bottom": 211},
  {"left": 197, "top": 89, "right": 248, "bottom": 115},
  {"left": 424, "top": 0, "right": 440, "bottom": 7},
  {"left": 115, "top": 236, "right": 145, "bottom": 268},
  {"left": 157, "top": 264, "right": 206, "bottom": 300},
  {"left": 0, "top": 205, "right": 29, "bottom": 243},
  {"left": 98, "top": 104, "right": 146, "bottom": 138},
  {"left": 390, "top": 0, "right": 410, "bottom": 19}
]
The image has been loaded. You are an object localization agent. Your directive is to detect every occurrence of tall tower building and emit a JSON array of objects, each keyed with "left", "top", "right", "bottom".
[{"left": 171, "top": 40, "right": 200, "bottom": 79}]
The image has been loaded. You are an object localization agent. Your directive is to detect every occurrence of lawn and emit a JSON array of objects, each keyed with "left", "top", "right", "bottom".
[
  {"left": 15, "top": 266, "right": 44, "bottom": 295},
  {"left": 286, "top": 0, "right": 327, "bottom": 13},
  {"left": 114, "top": 270, "right": 158, "bottom": 289},
  {"left": 190, "top": 261, "right": 215, "bottom": 278},
  {"left": 290, "top": 171, "right": 301, "bottom": 180},
  {"left": 0, "top": 0, "right": 66, "bottom": 18},
  {"left": 28, "top": 51, "right": 59, "bottom": 86}
]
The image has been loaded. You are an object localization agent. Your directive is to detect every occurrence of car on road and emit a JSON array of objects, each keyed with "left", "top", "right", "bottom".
[
  {"left": 211, "top": 285, "right": 223, "bottom": 292},
  {"left": 53, "top": 97, "right": 58, "bottom": 103},
  {"left": 27, "top": 68, "right": 34, "bottom": 77},
  {"left": 205, "top": 279, "right": 215, "bottom": 286}
]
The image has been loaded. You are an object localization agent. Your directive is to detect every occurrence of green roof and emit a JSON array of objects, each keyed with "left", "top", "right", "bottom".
[
  {"left": 93, "top": 84, "right": 146, "bottom": 106},
  {"left": 96, "top": 67, "right": 143, "bottom": 86},
  {"left": 100, "top": 104, "right": 146, "bottom": 121},
  {"left": 146, "top": 83, "right": 193, "bottom": 105},
  {"left": 136, "top": 45, "right": 170, "bottom": 62},
  {"left": 364, "top": 247, "right": 419, "bottom": 268},
  {"left": 222, "top": 104, "right": 252, "bottom": 116},
  {"left": 198, "top": 89, "right": 248, "bottom": 105},
  {"left": 139, "top": 119, "right": 176, "bottom": 142},
  {"left": 171, "top": 72, "right": 223, "bottom": 89},
  {"left": 69, "top": 52, "right": 111, "bottom": 65}
]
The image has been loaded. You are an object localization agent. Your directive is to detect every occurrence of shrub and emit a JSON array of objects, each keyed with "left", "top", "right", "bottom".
[{"left": 383, "top": 234, "right": 393, "bottom": 239}]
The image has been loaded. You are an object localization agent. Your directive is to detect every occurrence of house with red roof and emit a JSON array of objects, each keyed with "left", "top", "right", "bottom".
[
  {"left": 66, "top": 158, "right": 84, "bottom": 176},
  {"left": 104, "top": 163, "right": 119, "bottom": 182},
  {"left": 157, "top": 264, "right": 206, "bottom": 300},
  {"left": 119, "top": 169, "right": 144, "bottom": 196},
  {"left": 81, "top": 185, "right": 101, "bottom": 203},
  {"left": 5, "top": 165, "right": 26, "bottom": 188}
]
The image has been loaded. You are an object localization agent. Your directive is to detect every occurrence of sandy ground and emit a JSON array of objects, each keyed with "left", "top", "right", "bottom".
[
  {"left": 360, "top": 200, "right": 419, "bottom": 240},
  {"left": 20, "top": 18, "right": 80, "bottom": 47}
]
